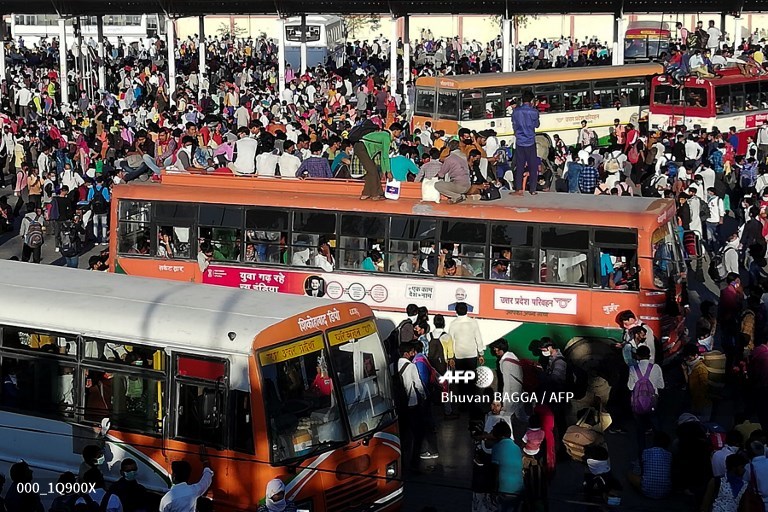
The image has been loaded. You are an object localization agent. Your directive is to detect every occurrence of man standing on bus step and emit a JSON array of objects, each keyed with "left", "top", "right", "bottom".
[
  {"left": 511, "top": 89, "right": 540, "bottom": 196},
  {"left": 757, "top": 119, "right": 768, "bottom": 165}
]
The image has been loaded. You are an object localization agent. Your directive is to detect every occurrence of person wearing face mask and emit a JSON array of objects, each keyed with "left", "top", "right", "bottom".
[
  {"left": 78, "top": 444, "right": 106, "bottom": 482},
  {"left": 257, "top": 479, "right": 297, "bottom": 512},
  {"left": 109, "top": 459, "right": 151, "bottom": 512}
]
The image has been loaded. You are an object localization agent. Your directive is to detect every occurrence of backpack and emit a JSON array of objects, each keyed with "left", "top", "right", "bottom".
[
  {"left": 347, "top": 119, "right": 378, "bottom": 144},
  {"left": 59, "top": 221, "right": 81, "bottom": 257},
  {"left": 385, "top": 319, "right": 412, "bottom": 365},
  {"left": 741, "top": 162, "right": 758, "bottom": 189},
  {"left": 76, "top": 494, "right": 100, "bottom": 512},
  {"left": 90, "top": 186, "right": 108, "bottom": 215},
  {"left": 708, "top": 246, "right": 736, "bottom": 282},
  {"left": 565, "top": 361, "right": 589, "bottom": 400},
  {"left": 627, "top": 146, "right": 640, "bottom": 164},
  {"left": 630, "top": 363, "right": 657, "bottom": 415},
  {"left": 699, "top": 197, "right": 711, "bottom": 219},
  {"left": 501, "top": 354, "right": 540, "bottom": 392},
  {"left": 25, "top": 215, "right": 44, "bottom": 248}
]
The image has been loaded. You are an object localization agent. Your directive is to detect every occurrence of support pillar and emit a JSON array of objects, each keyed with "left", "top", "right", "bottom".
[
  {"left": 278, "top": 17, "right": 286, "bottom": 96},
  {"left": 733, "top": 16, "right": 743, "bottom": 48},
  {"left": 501, "top": 18, "right": 512, "bottom": 72},
  {"left": 402, "top": 14, "right": 410, "bottom": 105},
  {"left": 198, "top": 16, "right": 206, "bottom": 99},
  {"left": 299, "top": 13, "right": 308, "bottom": 75},
  {"left": 165, "top": 16, "right": 176, "bottom": 107},
  {"left": 569, "top": 15, "right": 575, "bottom": 40},
  {"left": 0, "top": 18, "right": 7, "bottom": 83},
  {"left": 390, "top": 16, "right": 397, "bottom": 98},
  {"left": 58, "top": 18, "right": 69, "bottom": 106},
  {"left": 96, "top": 16, "right": 106, "bottom": 92},
  {"left": 457, "top": 15, "right": 464, "bottom": 43},
  {"left": 512, "top": 17, "right": 518, "bottom": 71},
  {"left": 612, "top": 14, "right": 625, "bottom": 66},
  {"left": 720, "top": 13, "right": 726, "bottom": 36}
]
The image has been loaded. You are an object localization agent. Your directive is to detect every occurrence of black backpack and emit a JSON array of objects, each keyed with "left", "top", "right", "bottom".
[
  {"left": 90, "top": 186, "right": 109, "bottom": 215},
  {"left": 347, "top": 119, "right": 378, "bottom": 144},
  {"left": 385, "top": 319, "right": 412, "bottom": 365},
  {"left": 59, "top": 222, "right": 81, "bottom": 257}
]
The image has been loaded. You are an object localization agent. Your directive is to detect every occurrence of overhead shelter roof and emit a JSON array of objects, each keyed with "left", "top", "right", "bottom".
[{"left": 0, "top": 0, "right": 761, "bottom": 17}]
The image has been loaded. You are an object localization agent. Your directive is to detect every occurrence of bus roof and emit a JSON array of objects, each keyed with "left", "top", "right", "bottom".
[
  {"left": 415, "top": 63, "right": 662, "bottom": 90},
  {"left": 653, "top": 67, "right": 768, "bottom": 87},
  {"left": 0, "top": 260, "right": 349, "bottom": 357},
  {"left": 116, "top": 175, "right": 674, "bottom": 232}
]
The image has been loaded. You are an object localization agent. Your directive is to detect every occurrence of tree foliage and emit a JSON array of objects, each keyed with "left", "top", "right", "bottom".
[{"left": 344, "top": 15, "right": 382, "bottom": 39}]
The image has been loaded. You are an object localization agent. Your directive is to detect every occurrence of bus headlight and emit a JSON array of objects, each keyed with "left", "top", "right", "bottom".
[
  {"left": 296, "top": 499, "right": 314, "bottom": 512},
  {"left": 386, "top": 461, "right": 398, "bottom": 480}
]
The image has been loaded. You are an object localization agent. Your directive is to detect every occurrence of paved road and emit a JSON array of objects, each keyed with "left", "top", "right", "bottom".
[{"left": 0, "top": 186, "right": 723, "bottom": 512}]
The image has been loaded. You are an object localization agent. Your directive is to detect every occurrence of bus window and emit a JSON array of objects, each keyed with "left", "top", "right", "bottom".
[
  {"left": 593, "top": 80, "right": 619, "bottom": 108},
  {"left": 653, "top": 84, "right": 681, "bottom": 106},
  {"left": 440, "top": 221, "right": 487, "bottom": 278},
  {"left": 620, "top": 80, "right": 644, "bottom": 106},
  {"left": 174, "top": 355, "right": 227, "bottom": 446},
  {"left": 745, "top": 82, "right": 760, "bottom": 111},
  {"left": 730, "top": 85, "right": 745, "bottom": 112},
  {"left": 82, "top": 338, "right": 165, "bottom": 370},
  {"left": 490, "top": 223, "right": 535, "bottom": 282},
  {"left": 259, "top": 338, "right": 347, "bottom": 463},
  {"left": 685, "top": 87, "right": 708, "bottom": 108},
  {"left": 505, "top": 87, "right": 523, "bottom": 107},
  {"left": 198, "top": 205, "right": 242, "bottom": 262},
  {"left": 593, "top": 229, "right": 638, "bottom": 291},
  {"left": 156, "top": 226, "right": 190, "bottom": 259},
  {"left": 83, "top": 367, "right": 164, "bottom": 434},
  {"left": 563, "top": 88, "right": 589, "bottom": 111},
  {"left": 1, "top": 327, "right": 77, "bottom": 356},
  {"left": 389, "top": 217, "right": 436, "bottom": 274},
  {"left": 715, "top": 86, "right": 731, "bottom": 113},
  {"left": 437, "top": 90, "right": 458, "bottom": 119},
  {"left": 327, "top": 320, "right": 395, "bottom": 438},
  {"left": 485, "top": 90, "right": 505, "bottom": 118},
  {"left": 339, "top": 214, "right": 386, "bottom": 271},
  {"left": 292, "top": 211, "right": 336, "bottom": 267},
  {"left": 415, "top": 88, "right": 436, "bottom": 116},
  {"left": 0, "top": 355, "right": 76, "bottom": 417},
  {"left": 118, "top": 200, "right": 151, "bottom": 255},
  {"left": 759, "top": 82, "right": 768, "bottom": 108},
  {"left": 460, "top": 90, "right": 485, "bottom": 121},
  {"left": 540, "top": 227, "right": 589, "bottom": 286},
  {"left": 533, "top": 84, "right": 562, "bottom": 112},
  {"left": 245, "top": 208, "right": 289, "bottom": 264}
]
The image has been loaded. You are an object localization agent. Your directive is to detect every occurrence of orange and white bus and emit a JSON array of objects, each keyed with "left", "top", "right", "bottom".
[
  {"left": 0, "top": 261, "right": 401, "bottom": 512},
  {"left": 412, "top": 63, "right": 662, "bottom": 146},
  {"left": 109, "top": 174, "right": 687, "bottom": 363},
  {"left": 649, "top": 68, "right": 768, "bottom": 154}
]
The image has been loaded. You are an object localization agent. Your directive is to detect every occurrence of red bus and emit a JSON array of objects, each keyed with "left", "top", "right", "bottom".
[{"left": 649, "top": 68, "right": 768, "bottom": 154}]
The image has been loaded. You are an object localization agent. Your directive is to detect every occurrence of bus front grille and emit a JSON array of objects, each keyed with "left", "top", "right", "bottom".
[{"left": 324, "top": 471, "right": 379, "bottom": 511}]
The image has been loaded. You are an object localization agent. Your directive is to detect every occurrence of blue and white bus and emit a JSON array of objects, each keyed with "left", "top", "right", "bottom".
[{"left": 284, "top": 15, "right": 346, "bottom": 70}]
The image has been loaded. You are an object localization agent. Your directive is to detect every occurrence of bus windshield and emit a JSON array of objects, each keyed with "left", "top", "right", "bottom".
[
  {"left": 258, "top": 319, "right": 394, "bottom": 463},
  {"left": 259, "top": 335, "right": 347, "bottom": 464},
  {"left": 327, "top": 320, "right": 395, "bottom": 439}
]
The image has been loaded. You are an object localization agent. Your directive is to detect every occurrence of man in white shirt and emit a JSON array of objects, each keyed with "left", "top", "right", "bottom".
[
  {"left": 397, "top": 342, "right": 428, "bottom": 470},
  {"left": 757, "top": 120, "right": 768, "bottom": 163},
  {"left": 159, "top": 460, "right": 214, "bottom": 512},
  {"left": 234, "top": 104, "right": 250, "bottom": 128},
  {"left": 279, "top": 140, "right": 301, "bottom": 176},
  {"left": 227, "top": 127, "right": 258, "bottom": 175},
  {"left": 684, "top": 136, "right": 704, "bottom": 166},
  {"left": 448, "top": 302, "right": 484, "bottom": 402},
  {"left": 627, "top": 345, "right": 664, "bottom": 439},
  {"left": 706, "top": 20, "right": 722, "bottom": 51},
  {"left": 696, "top": 164, "right": 715, "bottom": 192},
  {"left": 711, "top": 431, "right": 742, "bottom": 478},
  {"left": 705, "top": 187, "right": 726, "bottom": 254}
]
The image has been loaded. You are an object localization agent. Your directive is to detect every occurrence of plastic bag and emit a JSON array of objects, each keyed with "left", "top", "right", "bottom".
[
  {"left": 421, "top": 177, "right": 440, "bottom": 203},
  {"left": 384, "top": 179, "right": 401, "bottom": 200}
]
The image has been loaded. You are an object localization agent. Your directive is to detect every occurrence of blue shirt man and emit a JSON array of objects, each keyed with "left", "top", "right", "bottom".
[
  {"left": 491, "top": 428, "right": 524, "bottom": 495},
  {"left": 511, "top": 90, "right": 541, "bottom": 195},
  {"left": 511, "top": 101, "right": 540, "bottom": 148},
  {"left": 390, "top": 152, "right": 420, "bottom": 182}
]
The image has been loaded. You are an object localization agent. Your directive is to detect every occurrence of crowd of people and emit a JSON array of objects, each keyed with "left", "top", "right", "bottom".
[{"left": 2, "top": 13, "right": 768, "bottom": 512}]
